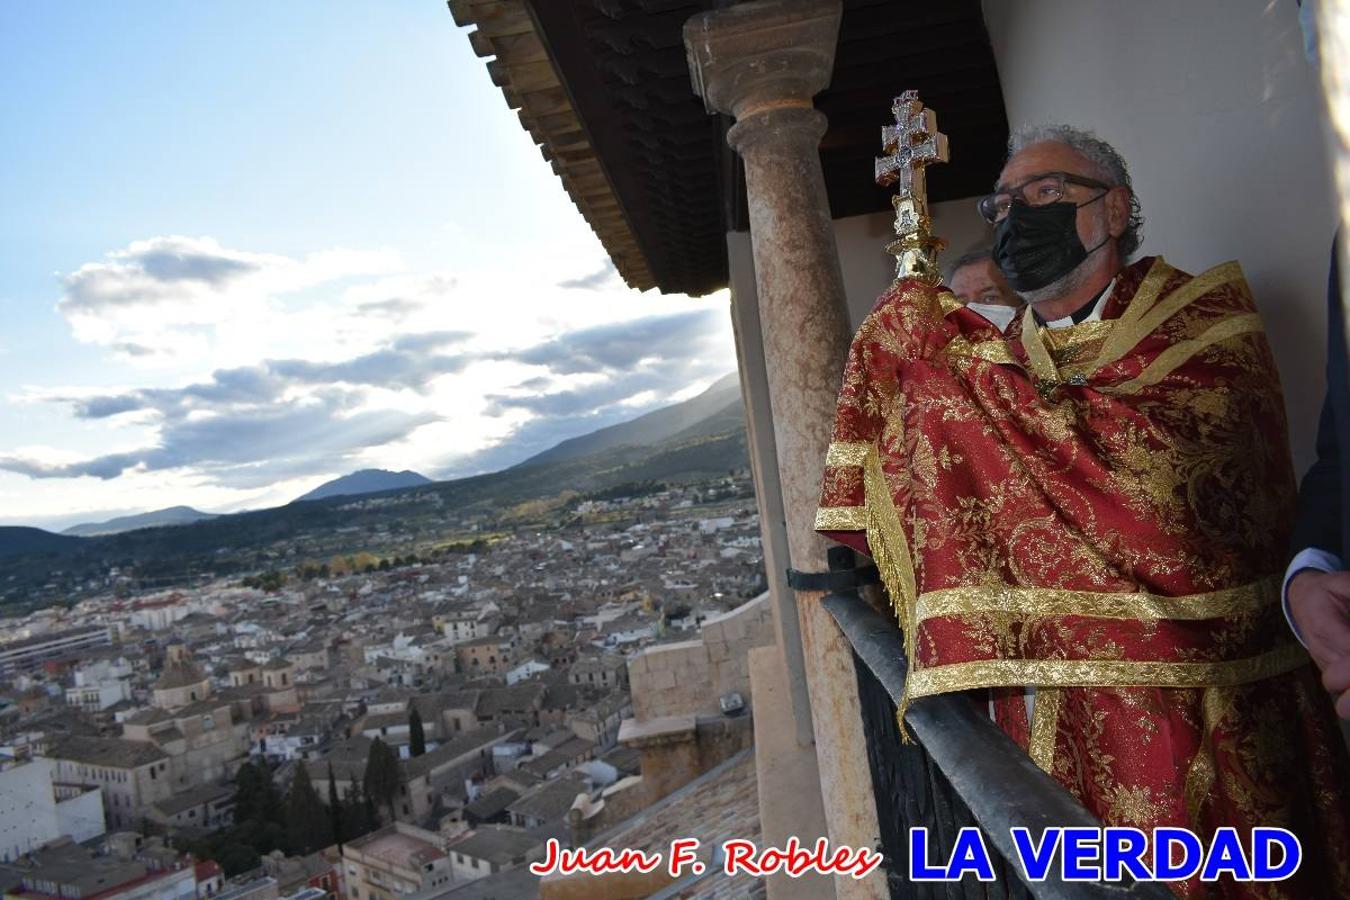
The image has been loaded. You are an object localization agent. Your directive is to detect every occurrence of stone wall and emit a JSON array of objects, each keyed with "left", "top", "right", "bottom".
[{"left": 626, "top": 592, "right": 773, "bottom": 720}]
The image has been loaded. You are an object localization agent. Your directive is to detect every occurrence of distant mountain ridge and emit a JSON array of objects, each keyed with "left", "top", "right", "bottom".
[
  {"left": 0, "top": 378, "right": 750, "bottom": 606},
  {"left": 516, "top": 371, "right": 741, "bottom": 468},
  {"left": 294, "top": 469, "right": 433, "bottom": 503},
  {"left": 0, "top": 527, "right": 84, "bottom": 560},
  {"left": 63, "top": 505, "right": 217, "bottom": 537}
]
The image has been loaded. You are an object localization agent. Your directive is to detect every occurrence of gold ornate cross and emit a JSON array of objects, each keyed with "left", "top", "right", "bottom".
[{"left": 875, "top": 90, "right": 949, "bottom": 284}]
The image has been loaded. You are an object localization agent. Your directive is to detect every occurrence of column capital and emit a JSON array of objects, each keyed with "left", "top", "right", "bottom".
[
  {"left": 684, "top": 0, "right": 842, "bottom": 121},
  {"left": 727, "top": 106, "right": 828, "bottom": 156}
]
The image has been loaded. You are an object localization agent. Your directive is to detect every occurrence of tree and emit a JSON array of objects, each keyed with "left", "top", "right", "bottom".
[
  {"left": 286, "top": 765, "right": 332, "bottom": 854},
  {"left": 408, "top": 708, "right": 427, "bottom": 757},
  {"left": 363, "top": 737, "right": 401, "bottom": 822},
  {"left": 327, "top": 763, "right": 344, "bottom": 850},
  {"left": 213, "top": 842, "right": 260, "bottom": 876},
  {"left": 342, "top": 779, "right": 376, "bottom": 839},
  {"left": 234, "top": 760, "right": 281, "bottom": 824}
]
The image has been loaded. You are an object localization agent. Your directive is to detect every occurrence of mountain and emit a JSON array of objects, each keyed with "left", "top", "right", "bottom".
[
  {"left": 516, "top": 371, "right": 741, "bottom": 468},
  {"left": 294, "top": 469, "right": 433, "bottom": 503},
  {"left": 63, "top": 506, "right": 218, "bottom": 537},
  {"left": 0, "top": 381, "right": 749, "bottom": 609},
  {"left": 0, "top": 527, "right": 84, "bottom": 560}
]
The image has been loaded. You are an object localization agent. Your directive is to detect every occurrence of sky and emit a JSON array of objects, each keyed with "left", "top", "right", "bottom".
[{"left": 0, "top": 2, "right": 736, "bottom": 531}]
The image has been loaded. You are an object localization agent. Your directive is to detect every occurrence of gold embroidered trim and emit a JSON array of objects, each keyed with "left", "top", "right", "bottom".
[
  {"left": 815, "top": 506, "right": 866, "bottom": 531},
  {"left": 824, "top": 441, "right": 872, "bottom": 467},
  {"left": 1092, "top": 260, "right": 1244, "bottom": 373},
  {"left": 1028, "top": 687, "right": 1062, "bottom": 774},
  {"left": 1104, "top": 313, "right": 1263, "bottom": 395},
  {"left": 944, "top": 335, "right": 1019, "bottom": 366},
  {"left": 1020, "top": 305, "right": 1062, "bottom": 390},
  {"left": 1183, "top": 686, "right": 1227, "bottom": 829},
  {"left": 905, "top": 642, "right": 1308, "bottom": 698},
  {"left": 938, "top": 290, "right": 964, "bottom": 315},
  {"left": 1043, "top": 320, "right": 1113, "bottom": 353},
  {"left": 914, "top": 576, "right": 1279, "bottom": 624},
  {"left": 1112, "top": 257, "right": 1177, "bottom": 332}
]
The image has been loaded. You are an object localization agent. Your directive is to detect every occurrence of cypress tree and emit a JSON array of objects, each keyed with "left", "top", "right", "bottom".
[
  {"left": 285, "top": 765, "right": 332, "bottom": 854},
  {"left": 327, "top": 762, "right": 344, "bottom": 850},
  {"left": 362, "top": 737, "right": 401, "bottom": 822},
  {"left": 409, "top": 707, "right": 427, "bottom": 757}
]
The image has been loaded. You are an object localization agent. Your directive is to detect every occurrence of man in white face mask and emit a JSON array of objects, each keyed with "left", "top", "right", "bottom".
[{"left": 946, "top": 246, "right": 1022, "bottom": 333}]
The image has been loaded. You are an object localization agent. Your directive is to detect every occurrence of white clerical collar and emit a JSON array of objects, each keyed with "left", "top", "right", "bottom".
[{"left": 1043, "top": 277, "right": 1116, "bottom": 329}]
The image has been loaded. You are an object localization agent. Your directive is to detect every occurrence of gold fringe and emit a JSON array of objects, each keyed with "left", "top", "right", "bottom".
[{"left": 861, "top": 443, "right": 921, "bottom": 739}]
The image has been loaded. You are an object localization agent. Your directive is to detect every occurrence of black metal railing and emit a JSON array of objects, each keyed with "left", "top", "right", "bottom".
[{"left": 822, "top": 575, "right": 1174, "bottom": 900}]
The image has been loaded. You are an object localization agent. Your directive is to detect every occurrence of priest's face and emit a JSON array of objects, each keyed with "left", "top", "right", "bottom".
[
  {"left": 995, "top": 141, "right": 1124, "bottom": 305},
  {"left": 951, "top": 258, "right": 1019, "bottom": 307}
]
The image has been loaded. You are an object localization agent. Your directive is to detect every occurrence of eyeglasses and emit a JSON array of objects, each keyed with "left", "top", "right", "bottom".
[{"left": 977, "top": 171, "right": 1112, "bottom": 224}]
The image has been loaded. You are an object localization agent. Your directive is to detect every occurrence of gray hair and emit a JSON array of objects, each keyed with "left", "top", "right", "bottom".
[
  {"left": 1007, "top": 124, "right": 1144, "bottom": 259},
  {"left": 944, "top": 244, "right": 994, "bottom": 284}
]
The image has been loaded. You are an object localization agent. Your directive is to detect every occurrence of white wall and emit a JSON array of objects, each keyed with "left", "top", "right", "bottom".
[
  {"left": 834, "top": 200, "right": 994, "bottom": 329},
  {"left": 983, "top": 0, "right": 1337, "bottom": 470},
  {"left": 0, "top": 759, "right": 105, "bottom": 861}
]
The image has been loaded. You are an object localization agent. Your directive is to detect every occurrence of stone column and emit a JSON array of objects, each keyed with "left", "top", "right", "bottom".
[{"left": 686, "top": 3, "right": 886, "bottom": 898}]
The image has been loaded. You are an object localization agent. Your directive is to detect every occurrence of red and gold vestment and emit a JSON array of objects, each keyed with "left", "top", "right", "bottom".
[{"left": 815, "top": 256, "right": 1350, "bottom": 898}]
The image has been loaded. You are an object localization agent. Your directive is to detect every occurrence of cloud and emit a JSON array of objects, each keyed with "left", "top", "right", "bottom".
[
  {"left": 8, "top": 233, "right": 737, "bottom": 516},
  {"left": 110, "top": 341, "right": 157, "bottom": 359},
  {"left": 3, "top": 329, "right": 479, "bottom": 484},
  {"left": 442, "top": 309, "right": 733, "bottom": 473},
  {"left": 51, "top": 330, "right": 477, "bottom": 424},
  {"left": 557, "top": 260, "right": 619, "bottom": 290},
  {"left": 56, "top": 235, "right": 403, "bottom": 355},
  {"left": 355, "top": 297, "right": 423, "bottom": 319},
  {"left": 513, "top": 309, "right": 721, "bottom": 375},
  {"left": 0, "top": 393, "right": 437, "bottom": 482}
]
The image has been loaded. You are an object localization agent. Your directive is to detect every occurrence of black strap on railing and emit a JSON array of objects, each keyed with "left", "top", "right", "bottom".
[
  {"left": 786, "top": 563, "right": 880, "bottom": 592},
  {"left": 822, "top": 580, "right": 1174, "bottom": 900}
]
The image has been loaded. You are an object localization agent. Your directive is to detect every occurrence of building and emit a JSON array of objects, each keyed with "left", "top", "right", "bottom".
[
  {"left": 64, "top": 657, "right": 135, "bottom": 712},
  {"left": 309, "top": 727, "right": 516, "bottom": 825},
  {"left": 0, "top": 625, "right": 111, "bottom": 677},
  {"left": 0, "top": 759, "right": 105, "bottom": 862},
  {"left": 340, "top": 823, "right": 451, "bottom": 900},
  {"left": 259, "top": 849, "right": 339, "bottom": 900},
  {"left": 10, "top": 838, "right": 198, "bottom": 900},
  {"left": 43, "top": 735, "right": 173, "bottom": 830},
  {"left": 439, "top": 610, "right": 497, "bottom": 646},
  {"left": 450, "top": 1, "right": 1346, "bottom": 898},
  {"left": 121, "top": 701, "right": 252, "bottom": 790},
  {"left": 566, "top": 655, "right": 627, "bottom": 691},
  {"left": 444, "top": 825, "right": 543, "bottom": 884},
  {"left": 146, "top": 783, "right": 237, "bottom": 832},
  {"left": 452, "top": 636, "right": 513, "bottom": 675},
  {"left": 152, "top": 643, "right": 212, "bottom": 711}
]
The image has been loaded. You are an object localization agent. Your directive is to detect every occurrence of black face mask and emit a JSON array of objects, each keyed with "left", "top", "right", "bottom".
[{"left": 993, "top": 196, "right": 1108, "bottom": 292}]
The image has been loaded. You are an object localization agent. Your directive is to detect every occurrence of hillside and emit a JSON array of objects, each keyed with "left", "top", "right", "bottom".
[
  {"left": 516, "top": 372, "right": 739, "bottom": 468},
  {"left": 63, "top": 506, "right": 217, "bottom": 537},
  {"left": 0, "top": 527, "right": 84, "bottom": 560},
  {"left": 294, "top": 469, "right": 433, "bottom": 503},
  {"left": 0, "top": 381, "right": 749, "bottom": 609}
]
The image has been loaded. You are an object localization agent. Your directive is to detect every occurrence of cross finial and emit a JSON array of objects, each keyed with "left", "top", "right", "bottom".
[
  {"left": 875, "top": 90, "right": 949, "bottom": 215},
  {"left": 874, "top": 91, "right": 949, "bottom": 285}
]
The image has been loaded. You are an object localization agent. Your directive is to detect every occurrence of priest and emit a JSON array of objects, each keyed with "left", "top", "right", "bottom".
[{"left": 816, "top": 120, "right": 1350, "bottom": 898}]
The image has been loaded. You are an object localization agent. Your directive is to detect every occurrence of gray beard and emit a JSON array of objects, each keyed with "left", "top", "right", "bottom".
[{"left": 1017, "top": 256, "right": 1097, "bottom": 307}]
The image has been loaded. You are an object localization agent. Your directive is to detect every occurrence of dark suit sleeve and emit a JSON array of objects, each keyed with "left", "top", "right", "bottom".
[
  {"left": 1290, "top": 243, "right": 1345, "bottom": 559},
  {"left": 1291, "top": 390, "right": 1343, "bottom": 558}
]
